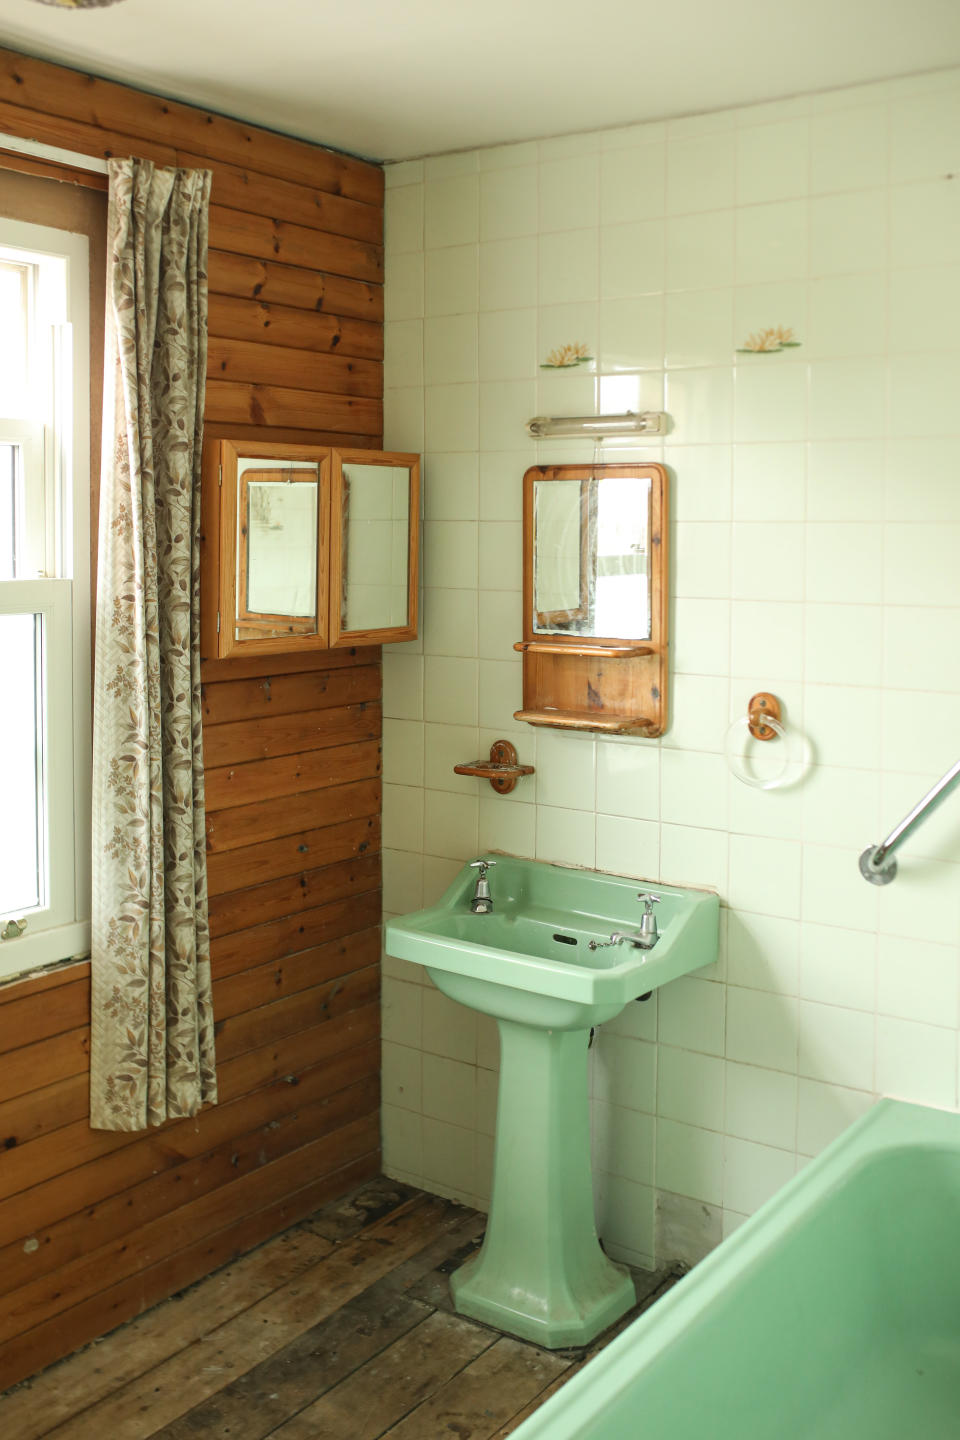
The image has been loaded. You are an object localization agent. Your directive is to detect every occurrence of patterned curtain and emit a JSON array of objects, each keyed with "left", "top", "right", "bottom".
[{"left": 90, "top": 158, "right": 217, "bottom": 1131}]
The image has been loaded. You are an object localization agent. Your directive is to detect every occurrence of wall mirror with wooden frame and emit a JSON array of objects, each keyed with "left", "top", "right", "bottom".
[
  {"left": 515, "top": 462, "right": 668, "bottom": 736},
  {"left": 206, "top": 439, "right": 419, "bottom": 660}
]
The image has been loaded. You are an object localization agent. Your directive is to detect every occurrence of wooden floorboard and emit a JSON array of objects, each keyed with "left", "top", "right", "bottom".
[{"left": 0, "top": 1177, "right": 678, "bottom": 1440}]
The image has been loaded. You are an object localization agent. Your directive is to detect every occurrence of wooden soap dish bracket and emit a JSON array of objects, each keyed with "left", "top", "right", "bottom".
[{"left": 454, "top": 739, "right": 535, "bottom": 795}]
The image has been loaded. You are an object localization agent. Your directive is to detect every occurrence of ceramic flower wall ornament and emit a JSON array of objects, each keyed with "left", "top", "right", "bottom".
[
  {"left": 737, "top": 326, "right": 802, "bottom": 354},
  {"left": 541, "top": 341, "right": 594, "bottom": 369},
  {"left": 30, "top": 0, "right": 129, "bottom": 7}
]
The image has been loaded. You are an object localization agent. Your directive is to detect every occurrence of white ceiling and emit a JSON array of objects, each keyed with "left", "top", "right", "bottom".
[{"left": 1, "top": 0, "right": 959, "bottom": 163}]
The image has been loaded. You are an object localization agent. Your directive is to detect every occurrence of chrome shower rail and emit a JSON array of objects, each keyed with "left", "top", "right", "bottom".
[{"left": 859, "top": 759, "right": 960, "bottom": 885}]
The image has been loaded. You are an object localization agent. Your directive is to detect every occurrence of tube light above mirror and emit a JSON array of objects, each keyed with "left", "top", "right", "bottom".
[{"left": 525, "top": 411, "right": 668, "bottom": 440}]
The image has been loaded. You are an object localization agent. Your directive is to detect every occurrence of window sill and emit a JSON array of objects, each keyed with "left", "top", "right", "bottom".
[{"left": 0, "top": 919, "right": 90, "bottom": 984}]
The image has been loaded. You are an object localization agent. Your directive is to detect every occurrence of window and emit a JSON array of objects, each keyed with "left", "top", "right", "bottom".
[{"left": 0, "top": 218, "right": 91, "bottom": 979}]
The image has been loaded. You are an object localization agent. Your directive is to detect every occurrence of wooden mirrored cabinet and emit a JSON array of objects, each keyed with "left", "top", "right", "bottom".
[
  {"left": 514, "top": 462, "right": 668, "bottom": 735},
  {"left": 205, "top": 439, "right": 419, "bottom": 660}
]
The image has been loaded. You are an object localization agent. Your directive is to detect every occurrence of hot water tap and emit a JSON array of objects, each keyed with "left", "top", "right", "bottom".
[{"left": 636, "top": 892, "right": 661, "bottom": 948}]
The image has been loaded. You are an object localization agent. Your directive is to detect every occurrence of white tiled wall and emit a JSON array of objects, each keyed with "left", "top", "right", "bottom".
[{"left": 379, "top": 67, "right": 960, "bottom": 1269}]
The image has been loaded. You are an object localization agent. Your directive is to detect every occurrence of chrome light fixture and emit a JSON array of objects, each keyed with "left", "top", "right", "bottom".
[{"left": 525, "top": 411, "right": 668, "bottom": 440}]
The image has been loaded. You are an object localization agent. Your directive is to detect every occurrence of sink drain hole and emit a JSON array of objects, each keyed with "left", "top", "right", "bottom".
[{"left": 553, "top": 933, "right": 578, "bottom": 945}]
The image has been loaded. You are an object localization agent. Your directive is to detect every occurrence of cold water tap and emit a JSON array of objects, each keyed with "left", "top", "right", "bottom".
[{"left": 468, "top": 859, "right": 496, "bottom": 913}]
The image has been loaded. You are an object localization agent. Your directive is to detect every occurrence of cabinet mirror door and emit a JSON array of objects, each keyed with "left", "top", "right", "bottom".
[
  {"left": 240, "top": 466, "right": 318, "bottom": 632},
  {"left": 217, "top": 442, "right": 331, "bottom": 658},
  {"left": 330, "top": 450, "right": 420, "bottom": 647}
]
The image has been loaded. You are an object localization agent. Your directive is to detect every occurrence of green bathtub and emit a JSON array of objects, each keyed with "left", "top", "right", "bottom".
[{"left": 515, "top": 1101, "right": 960, "bottom": 1439}]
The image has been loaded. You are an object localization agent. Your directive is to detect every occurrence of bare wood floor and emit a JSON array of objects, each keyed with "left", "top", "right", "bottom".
[{"left": 0, "top": 1177, "right": 676, "bottom": 1440}]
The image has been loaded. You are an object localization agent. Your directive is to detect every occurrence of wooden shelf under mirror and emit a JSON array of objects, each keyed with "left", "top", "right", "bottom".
[
  {"left": 514, "top": 641, "right": 654, "bottom": 658},
  {"left": 514, "top": 462, "right": 669, "bottom": 737},
  {"left": 514, "top": 709, "right": 656, "bottom": 735}
]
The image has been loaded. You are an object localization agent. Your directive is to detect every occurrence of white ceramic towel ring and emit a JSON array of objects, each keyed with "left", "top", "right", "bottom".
[{"left": 724, "top": 693, "right": 810, "bottom": 790}]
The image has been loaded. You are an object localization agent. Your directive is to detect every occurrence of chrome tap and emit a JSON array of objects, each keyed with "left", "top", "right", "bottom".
[
  {"left": 468, "top": 859, "right": 496, "bottom": 913},
  {"left": 636, "top": 892, "right": 661, "bottom": 949},
  {"left": 588, "top": 894, "right": 661, "bottom": 953},
  {"left": 589, "top": 930, "right": 648, "bottom": 952}
]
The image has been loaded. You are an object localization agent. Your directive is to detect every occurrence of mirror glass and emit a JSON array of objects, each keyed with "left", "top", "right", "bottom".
[
  {"left": 340, "top": 462, "right": 411, "bottom": 633},
  {"left": 533, "top": 474, "right": 651, "bottom": 641},
  {"left": 237, "top": 459, "right": 319, "bottom": 639}
]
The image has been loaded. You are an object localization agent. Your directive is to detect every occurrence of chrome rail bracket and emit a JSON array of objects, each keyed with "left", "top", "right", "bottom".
[
  {"left": 858, "top": 846, "right": 897, "bottom": 887},
  {"left": 858, "top": 757, "right": 960, "bottom": 885}
]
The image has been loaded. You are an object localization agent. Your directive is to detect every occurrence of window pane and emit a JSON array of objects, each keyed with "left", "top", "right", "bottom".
[
  {"left": 0, "top": 612, "right": 42, "bottom": 915},
  {"left": 0, "top": 262, "right": 28, "bottom": 418},
  {"left": 0, "top": 443, "right": 16, "bottom": 580}
]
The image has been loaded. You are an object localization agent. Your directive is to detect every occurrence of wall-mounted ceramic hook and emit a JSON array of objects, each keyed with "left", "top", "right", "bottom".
[
  {"left": 725, "top": 691, "right": 811, "bottom": 791},
  {"left": 747, "top": 692, "right": 781, "bottom": 741}
]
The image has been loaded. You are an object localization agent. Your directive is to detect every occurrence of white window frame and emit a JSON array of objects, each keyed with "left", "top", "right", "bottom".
[{"left": 0, "top": 218, "right": 91, "bottom": 980}]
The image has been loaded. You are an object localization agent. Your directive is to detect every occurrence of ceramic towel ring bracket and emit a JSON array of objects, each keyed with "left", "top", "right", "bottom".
[{"left": 724, "top": 692, "right": 811, "bottom": 790}]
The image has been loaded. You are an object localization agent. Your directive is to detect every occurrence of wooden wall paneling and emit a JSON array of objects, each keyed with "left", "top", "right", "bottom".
[
  {"left": 0, "top": 1007, "right": 380, "bottom": 1230},
  {"left": 0, "top": 1073, "right": 89, "bottom": 1151},
  {"left": 0, "top": 973, "right": 380, "bottom": 1212},
  {"left": 0, "top": 42, "right": 386, "bottom": 1390},
  {"left": 177, "top": 151, "right": 382, "bottom": 244},
  {"left": 0, "top": 1106, "right": 145, "bottom": 1213},
  {"left": 0, "top": 94, "right": 178, "bottom": 167},
  {"left": 0, "top": 959, "right": 87, "bottom": 1006},
  {"left": 212, "top": 891, "right": 384, "bottom": 978},
  {"left": 216, "top": 1003, "right": 380, "bottom": 1106},
  {"left": 208, "top": 294, "right": 383, "bottom": 362},
  {"left": 208, "top": 858, "right": 379, "bottom": 938},
  {"left": 0, "top": 48, "right": 384, "bottom": 205},
  {"left": 204, "top": 378, "right": 381, "bottom": 435},
  {"left": 215, "top": 966, "right": 380, "bottom": 1063},
  {"left": 208, "top": 204, "right": 382, "bottom": 284},
  {"left": 202, "top": 698, "right": 381, "bottom": 766},
  {"left": 207, "top": 249, "right": 383, "bottom": 322},
  {"left": 203, "top": 423, "right": 381, "bottom": 456},
  {"left": 205, "top": 736, "right": 381, "bottom": 811},
  {"left": 206, "top": 777, "right": 382, "bottom": 853},
  {"left": 0, "top": 977, "right": 88, "bottom": 1052},
  {"left": 201, "top": 661, "right": 381, "bottom": 724},
  {"left": 4, "top": 1027, "right": 90, "bottom": 1103},
  {"left": 214, "top": 928, "right": 381, "bottom": 1020},
  {"left": 206, "top": 815, "right": 379, "bottom": 900},
  {"left": 207, "top": 336, "right": 382, "bottom": 398},
  {"left": 0, "top": 1056, "right": 379, "bottom": 1303},
  {"left": 199, "top": 642, "right": 380, "bottom": 684}
]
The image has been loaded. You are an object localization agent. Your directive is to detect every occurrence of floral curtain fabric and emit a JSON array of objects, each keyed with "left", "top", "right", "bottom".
[{"left": 90, "top": 158, "right": 217, "bottom": 1131}]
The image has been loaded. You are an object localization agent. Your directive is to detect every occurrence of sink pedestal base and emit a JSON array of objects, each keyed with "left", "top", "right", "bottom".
[{"left": 451, "top": 1020, "right": 636, "bottom": 1349}]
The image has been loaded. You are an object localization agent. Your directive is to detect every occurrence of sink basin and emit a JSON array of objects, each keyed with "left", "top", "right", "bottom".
[
  {"left": 385, "top": 855, "right": 718, "bottom": 1350},
  {"left": 386, "top": 852, "right": 719, "bottom": 1030}
]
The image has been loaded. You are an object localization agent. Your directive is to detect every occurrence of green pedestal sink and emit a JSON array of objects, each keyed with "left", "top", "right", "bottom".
[{"left": 385, "top": 853, "right": 719, "bottom": 1349}]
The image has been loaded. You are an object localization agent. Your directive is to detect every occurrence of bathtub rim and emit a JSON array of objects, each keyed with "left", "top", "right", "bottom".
[{"left": 513, "top": 1098, "right": 960, "bottom": 1438}]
